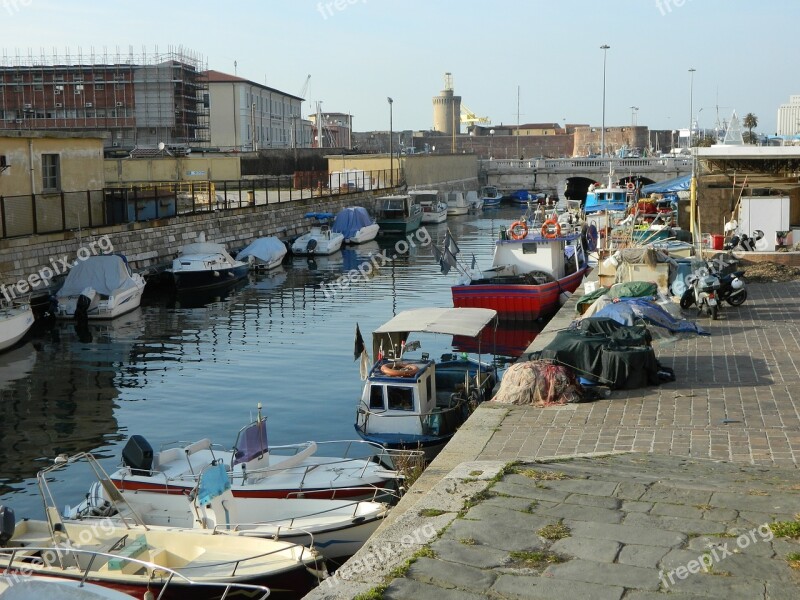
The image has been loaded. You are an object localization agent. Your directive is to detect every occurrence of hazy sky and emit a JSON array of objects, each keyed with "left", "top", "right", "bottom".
[{"left": 1, "top": 0, "right": 796, "bottom": 134}]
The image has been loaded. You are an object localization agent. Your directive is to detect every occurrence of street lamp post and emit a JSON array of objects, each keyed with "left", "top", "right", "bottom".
[
  {"left": 600, "top": 44, "right": 610, "bottom": 158},
  {"left": 489, "top": 129, "right": 495, "bottom": 159},
  {"left": 630, "top": 106, "right": 638, "bottom": 127},
  {"left": 688, "top": 68, "right": 696, "bottom": 147},
  {"left": 387, "top": 97, "right": 394, "bottom": 187}
]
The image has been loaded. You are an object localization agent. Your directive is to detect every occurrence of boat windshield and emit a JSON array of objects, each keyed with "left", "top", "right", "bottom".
[
  {"left": 387, "top": 386, "right": 415, "bottom": 411},
  {"left": 232, "top": 418, "right": 268, "bottom": 466}
]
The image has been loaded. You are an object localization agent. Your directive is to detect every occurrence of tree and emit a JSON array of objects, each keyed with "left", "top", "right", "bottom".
[{"left": 743, "top": 113, "right": 758, "bottom": 144}]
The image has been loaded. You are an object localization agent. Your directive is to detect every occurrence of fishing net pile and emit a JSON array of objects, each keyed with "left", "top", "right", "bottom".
[{"left": 491, "top": 360, "right": 586, "bottom": 407}]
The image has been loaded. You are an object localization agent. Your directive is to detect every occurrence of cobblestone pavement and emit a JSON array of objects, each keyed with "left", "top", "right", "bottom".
[{"left": 304, "top": 280, "right": 800, "bottom": 599}]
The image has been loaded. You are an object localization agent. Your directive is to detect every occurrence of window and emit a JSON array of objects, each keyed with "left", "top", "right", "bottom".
[
  {"left": 369, "top": 385, "right": 384, "bottom": 410},
  {"left": 95, "top": 83, "right": 105, "bottom": 91},
  {"left": 387, "top": 386, "right": 414, "bottom": 411},
  {"left": 41, "top": 154, "right": 60, "bottom": 191}
]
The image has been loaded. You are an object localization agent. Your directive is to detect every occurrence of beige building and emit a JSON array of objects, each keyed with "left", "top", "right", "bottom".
[
  {"left": 203, "top": 70, "right": 309, "bottom": 151},
  {"left": 0, "top": 130, "right": 106, "bottom": 197}
]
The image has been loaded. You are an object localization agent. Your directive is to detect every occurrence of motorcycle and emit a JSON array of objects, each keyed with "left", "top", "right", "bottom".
[
  {"left": 680, "top": 265, "right": 722, "bottom": 320},
  {"left": 714, "top": 269, "right": 747, "bottom": 306},
  {"left": 723, "top": 229, "right": 764, "bottom": 252}
]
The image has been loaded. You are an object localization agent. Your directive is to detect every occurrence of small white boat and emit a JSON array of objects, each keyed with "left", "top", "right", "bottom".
[
  {"left": 292, "top": 213, "right": 345, "bottom": 255},
  {"left": 171, "top": 237, "right": 249, "bottom": 292},
  {"left": 0, "top": 301, "right": 34, "bottom": 352},
  {"left": 0, "top": 574, "right": 141, "bottom": 599},
  {"left": 236, "top": 237, "right": 288, "bottom": 270},
  {"left": 445, "top": 191, "right": 469, "bottom": 216},
  {"left": 466, "top": 190, "right": 483, "bottom": 212},
  {"left": 332, "top": 207, "right": 380, "bottom": 244},
  {"left": 409, "top": 190, "right": 448, "bottom": 224},
  {"left": 54, "top": 255, "right": 145, "bottom": 320},
  {"left": 70, "top": 459, "right": 389, "bottom": 561},
  {"left": 108, "top": 406, "right": 408, "bottom": 501}
]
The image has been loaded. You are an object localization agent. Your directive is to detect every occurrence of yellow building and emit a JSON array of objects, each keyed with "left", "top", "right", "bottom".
[{"left": 0, "top": 130, "right": 106, "bottom": 197}]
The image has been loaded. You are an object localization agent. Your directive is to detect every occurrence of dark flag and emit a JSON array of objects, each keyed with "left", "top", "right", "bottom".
[
  {"left": 354, "top": 324, "right": 365, "bottom": 361},
  {"left": 432, "top": 243, "right": 451, "bottom": 275},
  {"left": 445, "top": 230, "right": 460, "bottom": 257}
]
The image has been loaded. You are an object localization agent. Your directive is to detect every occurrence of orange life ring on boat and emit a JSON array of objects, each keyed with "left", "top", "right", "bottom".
[
  {"left": 541, "top": 219, "right": 562, "bottom": 239},
  {"left": 509, "top": 221, "right": 528, "bottom": 240},
  {"left": 380, "top": 362, "right": 419, "bottom": 378},
  {"left": 626, "top": 182, "right": 635, "bottom": 191}
]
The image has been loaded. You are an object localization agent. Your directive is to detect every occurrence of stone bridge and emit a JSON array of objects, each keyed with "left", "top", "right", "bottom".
[{"left": 482, "top": 157, "right": 693, "bottom": 200}]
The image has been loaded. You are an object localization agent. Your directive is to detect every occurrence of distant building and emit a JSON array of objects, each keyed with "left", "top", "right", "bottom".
[
  {"left": 0, "top": 48, "right": 209, "bottom": 149},
  {"left": 308, "top": 112, "right": 352, "bottom": 148},
  {"left": 202, "top": 70, "right": 308, "bottom": 151},
  {"left": 432, "top": 73, "right": 461, "bottom": 136},
  {"left": 776, "top": 95, "right": 800, "bottom": 136}
]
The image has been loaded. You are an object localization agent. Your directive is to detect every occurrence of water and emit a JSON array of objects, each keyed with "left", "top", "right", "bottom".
[{"left": 0, "top": 207, "right": 533, "bottom": 532}]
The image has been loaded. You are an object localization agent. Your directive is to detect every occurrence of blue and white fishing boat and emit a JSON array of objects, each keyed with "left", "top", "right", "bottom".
[
  {"left": 583, "top": 171, "right": 632, "bottom": 238},
  {"left": 480, "top": 185, "right": 503, "bottom": 207},
  {"left": 355, "top": 308, "right": 498, "bottom": 460}
]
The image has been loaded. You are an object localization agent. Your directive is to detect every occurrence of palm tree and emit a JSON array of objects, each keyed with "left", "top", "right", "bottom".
[{"left": 743, "top": 113, "right": 758, "bottom": 144}]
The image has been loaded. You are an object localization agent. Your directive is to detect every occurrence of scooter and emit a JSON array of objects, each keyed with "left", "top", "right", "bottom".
[
  {"left": 724, "top": 229, "right": 764, "bottom": 252},
  {"left": 714, "top": 269, "right": 747, "bottom": 306},
  {"left": 680, "top": 268, "right": 721, "bottom": 320}
]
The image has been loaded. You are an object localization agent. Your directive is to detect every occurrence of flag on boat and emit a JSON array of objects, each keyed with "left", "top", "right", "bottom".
[
  {"left": 445, "top": 230, "right": 460, "bottom": 257},
  {"left": 471, "top": 254, "right": 477, "bottom": 270},
  {"left": 354, "top": 323, "right": 371, "bottom": 380},
  {"left": 432, "top": 243, "right": 451, "bottom": 275}
]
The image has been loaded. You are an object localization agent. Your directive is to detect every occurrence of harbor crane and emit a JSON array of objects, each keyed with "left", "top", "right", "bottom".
[{"left": 461, "top": 104, "right": 490, "bottom": 125}]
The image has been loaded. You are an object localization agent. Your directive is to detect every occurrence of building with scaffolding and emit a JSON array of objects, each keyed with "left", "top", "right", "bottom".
[{"left": 0, "top": 47, "right": 209, "bottom": 150}]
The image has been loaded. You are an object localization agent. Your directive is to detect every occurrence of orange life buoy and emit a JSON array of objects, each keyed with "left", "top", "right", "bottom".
[
  {"left": 626, "top": 182, "right": 635, "bottom": 191},
  {"left": 509, "top": 221, "right": 528, "bottom": 240},
  {"left": 380, "top": 362, "right": 420, "bottom": 378},
  {"left": 541, "top": 219, "right": 562, "bottom": 239}
]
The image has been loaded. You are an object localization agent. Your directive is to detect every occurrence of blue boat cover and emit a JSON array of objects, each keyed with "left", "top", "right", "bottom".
[
  {"left": 332, "top": 207, "right": 374, "bottom": 238},
  {"left": 235, "top": 237, "right": 287, "bottom": 264},
  {"left": 593, "top": 297, "right": 708, "bottom": 336},
  {"left": 641, "top": 175, "right": 691, "bottom": 195},
  {"left": 304, "top": 212, "right": 334, "bottom": 220},
  {"left": 197, "top": 462, "right": 231, "bottom": 505}
]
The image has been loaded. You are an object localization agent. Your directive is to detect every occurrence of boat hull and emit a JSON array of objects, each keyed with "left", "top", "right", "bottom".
[
  {"left": 421, "top": 210, "right": 447, "bottom": 224},
  {"left": 55, "top": 287, "right": 144, "bottom": 320},
  {"left": 172, "top": 264, "right": 249, "bottom": 291},
  {"left": 0, "top": 304, "right": 34, "bottom": 351},
  {"left": 451, "top": 267, "right": 590, "bottom": 321},
  {"left": 376, "top": 213, "right": 423, "bottom": 234},
  {"left": 354, "top": 429, "right": 452, "bottom": 462},
  {"left": 345, "top": 223, "right": 381, "bottom": 244}
]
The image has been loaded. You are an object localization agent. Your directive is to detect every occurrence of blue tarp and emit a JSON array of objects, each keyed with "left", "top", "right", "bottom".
[
  {"left": 593, "top": 297, "right": 709, "bottom": 336},
  {"left": 641, "top": 175, "right": 691, "bottom": 196},
  {"left": 304, "top": 212, "right": 334, "bottom": 220},
  {"left": 332, "top": 207, "right": 374, "bottom": 239}
]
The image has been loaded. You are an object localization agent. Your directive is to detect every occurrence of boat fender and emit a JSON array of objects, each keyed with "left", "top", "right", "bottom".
[
  {"left": 508, "top": 221, "right": 528, "bottom": 240},
  {"left": 627, "top": 182, "right": 635, "bottom": 191},
  {"left": 541, "top": 219, "right": 562, "bottom": 239}
]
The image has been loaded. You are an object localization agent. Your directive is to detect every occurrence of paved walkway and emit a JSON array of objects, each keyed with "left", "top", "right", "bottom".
[{"left": 304, "top": 280, "right": 800, "bottom": 599}]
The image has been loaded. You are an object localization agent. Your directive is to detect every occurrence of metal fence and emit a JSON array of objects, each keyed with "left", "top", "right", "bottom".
[{"left": 0, "top": 168, "right": 399, "bottom": 239}]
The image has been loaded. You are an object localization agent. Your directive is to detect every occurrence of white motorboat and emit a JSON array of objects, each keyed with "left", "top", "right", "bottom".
[
  {"left": 355, "top": 307, "right": 498, "bottom": 461},
  {"left": 54, "top": 255, "right": 145, "bottom": 320},
  {"left": 171, "top": 238, "right": 249, "bottom": 292},
  {"left": 292, "top": 213, "right": 345, "bottom": 255},
  {"left": 445, "top": 191, "right": 469, "bottom": 216},
  {"left": 108, "top": 406, "right": 408, "bottom": 501},
  {"left": 70, "top": 459, "right": 389, "bottom": 561},
  {"left": 236, "top": 236, "right": 288, "bottom": 270},
  {"left": 0, "top": 574, "right": 142, "bottom": 599},
  {"left": 0, "top": 300, "right": 34, "bottom": 352},
  {"left": 409, "top": 190, "right": 448, "bottom": 224},
  {"left": 332, "top": 207, "right": 380, "bottom": 244},
  {"left": 466, "top": 190, "right": 483, "bottom": 212}
]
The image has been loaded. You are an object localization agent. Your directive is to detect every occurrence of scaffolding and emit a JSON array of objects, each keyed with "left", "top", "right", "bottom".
[{"left": 0, "top": 45, "right": 209, "bottom": 147}]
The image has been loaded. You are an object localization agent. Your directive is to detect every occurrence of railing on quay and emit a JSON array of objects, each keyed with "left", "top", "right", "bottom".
[
  {"left": 482, "top": 157, "right": 693, "bottom": 172},
  {"left": 0, "top": 168, "right": 400, "bottom": 239}
]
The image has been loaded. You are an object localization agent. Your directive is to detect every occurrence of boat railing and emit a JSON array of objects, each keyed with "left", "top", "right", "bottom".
[
  {"left": 285, "top": 485, "right": 401, "bottom": 504},
  {"left": 211, "top": 520, "right": 317, "bottom": 551},
  {"left": 0, "top": 545, "right": 271, "bottom": 599}
]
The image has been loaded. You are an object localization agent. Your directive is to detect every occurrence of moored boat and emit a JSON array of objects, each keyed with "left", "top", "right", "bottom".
[
  {"left": 171, "top": 239, "right": 249, "bottom": 292},
  {"left": 54, "top": 255, "right": 146, "bottom": 320},
  {"left": 0, "top": 300, "right": 34, "bottom": 352},
  {"left": 332, "top": 206, "right": 380, "bottom": 244},
  {"left": 291, "top": 213, "right": 345, "bottom": 255},
  {"left": 374, "top": 195, "right": 423, "bottom": 234},
  {"left": 354, "top": 307, "right": 498, "bottom": 460},
  {"left": 480, "top": 185, "right": 503, "bottom": 207},
  {"left": 235, "top": 236, "right": 288, "bottom": 270},
  {"left": 409, "top": 190, "right": 447, "bottom": 224},
  {"left": 445, "top": 191, "right": 469, "bottom": 216}
]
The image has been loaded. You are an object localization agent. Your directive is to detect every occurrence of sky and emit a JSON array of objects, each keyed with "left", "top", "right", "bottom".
[{"left": 1, "top": 0, "right": 797, "bottom": 135}]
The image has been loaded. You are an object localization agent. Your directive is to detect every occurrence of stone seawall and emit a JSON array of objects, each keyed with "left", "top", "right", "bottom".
[{"left": 0, "top": 190, "right": 385, "bottom": 288}]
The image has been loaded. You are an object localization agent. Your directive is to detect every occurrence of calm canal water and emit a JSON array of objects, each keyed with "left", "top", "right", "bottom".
[{"left": 0, "top": 206, "right": 536, "bottom": 524}]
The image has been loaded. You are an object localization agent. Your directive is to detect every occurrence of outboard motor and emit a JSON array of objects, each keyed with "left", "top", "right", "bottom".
[
  {"left": 121, "top": 435, "right": 154, "bottom": 476},
  {"left": 0, "top": 505, "right": 15, "bottom": 547},
  {"left": 74, "top": 286, "right": 98, "bottom": 322},
  {"left": 306, "top": 238, "right": 318, "bottom": 254}
]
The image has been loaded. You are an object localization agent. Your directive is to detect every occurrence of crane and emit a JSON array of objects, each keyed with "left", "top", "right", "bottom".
[
  {"left": 298, "top": 74, "right": 311, "bottom": 99},
  {"left": 461, "top": 104, "right": 490, "bottom": 125}
]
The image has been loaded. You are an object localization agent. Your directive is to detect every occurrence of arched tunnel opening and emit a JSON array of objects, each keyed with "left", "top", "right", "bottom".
[{"left": 564, "top": 175, "right": 656, "bottom": 207}]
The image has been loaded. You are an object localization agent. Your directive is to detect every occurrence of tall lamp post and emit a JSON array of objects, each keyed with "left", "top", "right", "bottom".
[
  {"left": 600, "top": 44, "right": 610, "bottom": 157},
  {"left": 688, "top": 68, "right": 696, "bottom": 147},
  {"left": 387, "top": 96, "right": 394, "bottom": 187},
  {"left": 688, "top": 68, "right": 697, "bottom": 239}
]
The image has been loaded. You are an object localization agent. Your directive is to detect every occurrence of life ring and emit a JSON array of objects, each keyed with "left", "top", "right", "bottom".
[
  {"left": 380, "top": 362, "right": 419, "bottom": 378},
  {"left": 541, "top": 219, "right": 561, "bottom": 239},
  {"left": 509, "top": 221, "right": 528, "bottom": 240},
  {"left": 626, "top": 182, "right": 635, "bottom": 191}
]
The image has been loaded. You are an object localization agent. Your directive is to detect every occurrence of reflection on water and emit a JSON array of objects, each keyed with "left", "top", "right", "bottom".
[{"left": 0, "top": 208, "right": 546, "bottom": 522}]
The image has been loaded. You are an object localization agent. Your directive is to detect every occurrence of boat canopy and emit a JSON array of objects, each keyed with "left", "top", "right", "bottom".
[
  {"left": 332, "top": 207, "right": 374, "bottom": 238},
  {"left": 179, "top": 242, "right": 235, "bottom": 261},
  {"left": 57, "top": 254, "right": 137, "bottom": 297},
  {"left": 372, "top": 307, "right": 497, "bottom": 358},
  {"left": 236, "top": 237, "right": 287, "bottom": 264},
  {"left": 304, "top": 212, "right": 334, "bottom": 220},
  {"left": 641, "top": 175, "right": 691, "bottom": 195}
]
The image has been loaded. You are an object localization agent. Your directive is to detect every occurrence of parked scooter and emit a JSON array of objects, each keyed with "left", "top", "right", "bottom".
[
  {"left": 713, "top": 269, "right": 747, "bottom": 306},
  {"left": 680, "top": 264, "right": 722, "bottom": 320},
  {"left": 724, "top": 229, "right": 764, "bottom": 252}
]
